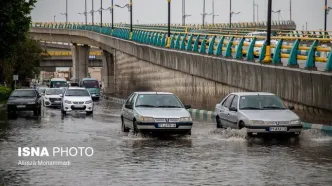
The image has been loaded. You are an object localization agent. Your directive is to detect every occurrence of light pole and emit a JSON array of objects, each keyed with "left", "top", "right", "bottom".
[
  {"left": 211, "top": 0, "right": 218, "bottom": 25},
  {"left": 202, "top": 0, "right": 206, "bottom": 26},
  {"left": 112, "top": 0, "right": 114, "bottom": 29},
  {"left": 100, "top": 0, "right": 103, "bottom": 27},
  {"left": 53, "top": 15, "right": 56, "bottom": 22},
  {"left": 230, "top": 11, "right": 241, "bottom": 28},
  {"left": 264, "top": 0, "right": 272, "bottom": 63},
  {"left": 229, "top": 0, "right": 231, "bottom": 28},
  {"left": 60, "top": 0, "right": 68, "bottom": 24},
  {"left": 91, "top": 0, "right": 94, "bottom": 25},
  {"left": 324, "top": 0, "right": 328, "bottom": 32},
  {"left": 167, "top": 0, "right": 171, "bottom": 47},
  {"left": 254, "top": 3, "right": 259, "bottom": 22},
  {"left": 272, "top": 10, "right": 281, "bottom": 22},
  {"left": 85, "top": 0, "right": 87, "bottom": 25},
  {"left": 130, "top": 0, "right": 132, "bottom": 37},
  {"left": 182, "top": 0, "right": 191, "bottom": 26},
  {"left": 253, "top": 0, "right": 255, "bottom": 22},
  {"left": 289, "top": 0, "right": 292, "bottom": 21}
]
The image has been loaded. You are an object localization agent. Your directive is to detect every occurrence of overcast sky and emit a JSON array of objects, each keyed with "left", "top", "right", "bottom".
[{"left": 31, "top": 0, "right": 332, "bottom": 31}]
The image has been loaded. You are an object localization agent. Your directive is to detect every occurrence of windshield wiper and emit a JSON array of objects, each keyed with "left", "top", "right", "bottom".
[
  {"left": 135, "top": 104, "right": 156, "bottom": 107},
  {"left": 157, "top": 105, "right": 182, "bottom": 108},
  {"left": 263, "top": 106, "right": 286, "bottom": 109},
  {"left": 240, "top": 107, "right": 261, "bottom": 110}
]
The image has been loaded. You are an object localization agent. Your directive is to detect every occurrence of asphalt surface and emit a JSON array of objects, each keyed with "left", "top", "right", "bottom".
[{"left": 0, "top": 99, "right": 332, "bottom": 186}]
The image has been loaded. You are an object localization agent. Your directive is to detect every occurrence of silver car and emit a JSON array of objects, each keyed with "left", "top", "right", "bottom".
[
  {"left": 214, "top": 92, "right": 302, "bottom": 136},
  {"left": 121, "top": 92, "right": 193, "bottom": 135}
]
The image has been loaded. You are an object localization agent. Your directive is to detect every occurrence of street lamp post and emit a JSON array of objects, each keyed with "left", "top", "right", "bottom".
[
  {"left": 289, "top": 0, "right": 292, "bottom": 21},
  {"left": 264, "top": 0, "right": 272, "bottom": 63},
  {"left": 91, "top": 0, "right": 94, "bottom": 25},
  {"left": 54, "top": 15, "right": 56, "bottom": 23},
  {"left": 167, "top": 0, "right": 171, "bottom": 47},
  {"left": 182, "top": 0, "right": 185, "bottom": 26},
  {"left": 100, "top": 0, "right": 103, "bottom": 27},
  {"left": 202, "top": 0, "right": 206, "bottom": 26},
  {"left": 272, "top": 10, "right": 281, "bottom": 22},
  {"left": 85, "top": 0, "right": 87, "bottom": 25},
  {"left": 60, "top": 0, "right": 68, "bottom": 24},
  {"left": 324, "top": 0, "right": 327, "bottom": 32},
  {"left": 211, "top": 0, "right": 218, "bottom": 25},
  {"left": 112, "top": 0, "right": 114, "bottom": 29},
  {"left": 229, "top": 0, "right": 232, "bottom": 28},
  {"left": 130, "top": 0, "right": 133, "bottom": 38}
]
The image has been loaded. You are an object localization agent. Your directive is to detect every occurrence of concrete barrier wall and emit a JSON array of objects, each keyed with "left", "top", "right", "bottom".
[{"left": 29, "top": 28, "right": 332, "bottom": 113}]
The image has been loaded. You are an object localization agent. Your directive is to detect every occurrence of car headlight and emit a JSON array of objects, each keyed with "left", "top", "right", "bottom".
[
  {"left": 290, "top": 120, "right": 301, "bottom": 125},
  {"left": 139, "top": 116, "right": 155, "bottom": 122},
  {"left": 44, "top": 97, "right": 49, "bottom": 100},
  {"left": 248, "top": 120, "right": 265, "bottom": 125},
  {"left": 85, "top": 100, "right": 93, "bottom": 104},
  {"left": 64, "top": 100, "right": 72, "bottom": 104},
  {"left": 27, "top": 101, "right": 35, "bottom": 104},
  {"left": 179, "top": 117, "right": 192, "bottom": 122}
]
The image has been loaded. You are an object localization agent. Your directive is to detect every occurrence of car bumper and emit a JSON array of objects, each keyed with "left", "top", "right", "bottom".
[
  {"left": 44, "top": 100, "right": 61, "bottom": 107},
  {"left": 136, "top": 122, "right": 193, "bottom": 133},
  {"left": 246, "top": 124, "right": 303, "bottom": 133},
  {"left": 7, "top": 104, "right": 38, "bottom": 111},
  {"left": 62, "top": 103, "right": 93, "bottom": 112}
]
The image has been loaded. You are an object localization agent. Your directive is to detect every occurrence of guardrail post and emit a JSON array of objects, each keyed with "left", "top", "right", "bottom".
[
  {"left": 272, "top": 39, "right": 283, "bottom": 65},
  {"left": 180, "top": 34, "right": 187, "bottom": 50},
  {"left": 216, "top": 36, "right": 225, "bottom": 56},
  {"left": 175, "top": 34, "right": 182, "bottom": 49},
  {"left": 153, "top": 33, "right": 159, "bottom": 45},
  {"left": 161, "top": 34, "right": 167, "bottom": 47},
  {"left": 287, "top": 39, "right": 300, "bottom": 67},
  {"left": 246, "top": 38, "right": 256, "bottom": 61},
  {"left": 325, "top": 47, "right": 332, "bottom": 71},
  {"left": 235, "top": 38, "right": 245, "bottom": 59},
  {"left": 199, "top": 36, "right": 208, "bottom": 54},
  {"left": 186, "top": 35, "right": 194, "bottom": 51},
  {"left": 304, "top": 40, "right": 318, "bottom": 70},
  {"left": 258, "top": 40, "right": 267, "bottom": 62},
  {"left": 207, "top": 36, "right": 216, "bottom": 55},
  {"left": 225, "top": 37, "right": 234, "bottom": 58},
  {"left": 192, "top": 35, "right": 200, "bottom": 52}
]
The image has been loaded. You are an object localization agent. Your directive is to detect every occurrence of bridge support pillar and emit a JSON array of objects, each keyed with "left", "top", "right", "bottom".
[
  {"left": 71, "top": 44, "right": 90, "bottom": 81},
  {"left": 102, "top": 50, "right": 115, "bottom": 95}
]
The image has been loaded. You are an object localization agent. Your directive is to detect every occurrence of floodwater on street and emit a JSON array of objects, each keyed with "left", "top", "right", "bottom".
[{"left": 0, "top": 99, "right": 331, "bottom": 186}]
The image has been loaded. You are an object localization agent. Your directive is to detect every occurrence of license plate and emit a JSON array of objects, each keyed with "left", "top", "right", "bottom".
[
  {"left": 17, "top": 105, "right": 26, "bottom": 108},
  {"left": 158, "top": 124, "right": 176, "bottom": 128},
  {"left": 54, "top": 101, "right": 61, "bottom": 103},
  {"left": 269, "top": 127, "right": 287, "bottom": 131},
  {"left": 73, "top": 105, "right": 85, "bottom": 108},
  {"left": 92, "top": 94, "right": 96, "bottom": 97}
]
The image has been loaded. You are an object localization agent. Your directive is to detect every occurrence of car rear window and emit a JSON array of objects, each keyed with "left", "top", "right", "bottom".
[
  {"left": 65, "top": 89, "right": 90, "bottom": 96},
  {"left": 11, "top": 90, "right": 36, "bottom": 97}
]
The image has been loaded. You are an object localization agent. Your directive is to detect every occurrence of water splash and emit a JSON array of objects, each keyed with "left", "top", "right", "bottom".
[
  {"left": 208, "top": 127, "right": 248, "bottom": 141},
  {"left": 300, "top": 129, "right": 332, "bottom": 142}
]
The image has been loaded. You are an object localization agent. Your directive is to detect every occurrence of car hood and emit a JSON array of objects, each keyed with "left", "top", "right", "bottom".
[
  {"left": 240, "top": 109, "right": 299, "bottom": 121},
  {"left": 8, "top": 98, "right": 36, "bottom": 103},
  {"left": 86, "top": 88, "right": 100, "bottom": 93},
  {"left": 44, "top": 95, "right": 61, "bottom": 98},
  {"left": 63, "top": 96, "right": 91, "bottom": 102},
  {"left": 135, "top": 108, "right": 190, "bottom": 118}
]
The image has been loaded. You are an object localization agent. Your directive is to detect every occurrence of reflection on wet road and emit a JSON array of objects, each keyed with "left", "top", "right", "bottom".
[{"left": 0, "top": 99, "right": 331, "bottom": 186}]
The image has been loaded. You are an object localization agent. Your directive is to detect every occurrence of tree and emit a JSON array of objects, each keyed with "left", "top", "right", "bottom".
[{"left": 0, "top": 0, "right": 37, "bottom": 82}]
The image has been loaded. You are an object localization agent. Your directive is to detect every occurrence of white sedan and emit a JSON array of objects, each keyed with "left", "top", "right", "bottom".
[
  {"left": 43, "top": 88, "right": 64, "bottom": 107},
  {"left": 60, "top": 87, "right": 94, "bottom": 115}
]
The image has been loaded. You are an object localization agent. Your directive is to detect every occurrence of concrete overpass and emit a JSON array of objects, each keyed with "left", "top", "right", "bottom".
[{"left": 29, "top": 27, "right": 332, "bottom": 118}]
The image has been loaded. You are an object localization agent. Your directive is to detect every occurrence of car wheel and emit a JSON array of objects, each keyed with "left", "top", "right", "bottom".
[
  {"left": 216, "top": 116, "right": 222, "bottom": 128},
  {"left": 61, "top": 109, "right": 66, "bottom": 115},
  {"left": 7, "top": 109, "right": 14, "bottom": 117},
  {"left": 133, "top": 121, "right": 139, "bottom": 134},
  {"left": 187, "top": 130, "right": 192, "bottom": 136},
  {"left": 86, "top": 111, "right": 93, "bottom": 115},
  {"left": 121, "top": 117, "right": 129, "bottom": 132},
  {"left": 238, "top": 121, "right": 245, "bottom": 130},
  {"left": 33, "top": 108, "right": 38, "bottom": 116}
]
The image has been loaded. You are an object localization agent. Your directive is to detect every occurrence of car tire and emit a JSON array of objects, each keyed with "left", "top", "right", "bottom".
[
  {"left": 121, "top": 117, "right": 129, "bottom": 132},
  {"left": 33, "top": 108, "right": 38, "bottom": 116},
  {"left": 61, "top": 109, "right": 66, "bottom": 115},
  {"left": 133, "top": 121, "right": 139, "bottom": 134},
  {"left": 247, "top": 132, "right": 253, "bottom": 137},
  {"left": 7, "top": 109, "right": 14, "bottom": 117},
  {"left": 187, "top": 130, "right": 192, "bottom": 136},
  {"left": 86, "top": 111, "right": 93, "bottom": 115},
  {"left": 216, "top": 116, "right": 222, "bottom": 128},
  {"left": 238, "top": 121, "right": 245, "bottom": 130}
]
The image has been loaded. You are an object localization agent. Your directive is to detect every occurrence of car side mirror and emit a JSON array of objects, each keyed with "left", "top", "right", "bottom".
[
  {"left": 125, "top": 104, "right": 132, "bottom": 109},
  {"left": 229, "top": 107, "right": 238, "bottom": 112},
  {"left": 288, "top": 106, "right": 294, "bottom": 110},
  {"left": 184, "top": 105, "right": 191, "bottom": 109}
]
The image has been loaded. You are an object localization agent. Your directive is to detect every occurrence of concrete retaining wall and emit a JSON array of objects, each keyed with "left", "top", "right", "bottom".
[{"left": 29, "top": 28, "right": 332, "bottom": 114}]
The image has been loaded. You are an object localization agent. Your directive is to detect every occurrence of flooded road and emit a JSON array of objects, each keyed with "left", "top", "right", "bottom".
[{"left": 0, "top": 99, "right": 332, "bottom": 186}]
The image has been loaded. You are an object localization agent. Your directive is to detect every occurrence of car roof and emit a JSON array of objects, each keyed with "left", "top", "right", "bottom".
[
  {"left": 135, "top": 92, "right": 174, "bottom": 95},
  {"left": 50, "top": 78, "right": 67, "bottom": 81},
  {"left": 82, "top": 77, "right": 97, "bottom": 81},
  {"left": 14, "top": 89, "right": 36, "bottom": 91},
  {"left": 231, "top": 92, "right": 276, "bottom": 96},
  {"left": 67, "top": 87, "right": 86, "bottom": 90}
]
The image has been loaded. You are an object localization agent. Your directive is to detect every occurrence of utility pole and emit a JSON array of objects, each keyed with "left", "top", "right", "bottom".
[
  {"left": 85, "top": 0, "right": 87, "bottom": 25},
  {"left": 253, "top": 0, "right": 255, "bottom": 22},
  {"left": 182, "top": 0, "right": 185, "bottom": 26},
  {"left": 54, "top": 15, "right": 56, "bottom": 22},
  {"left": 229, "top": 0, "right": 232, "bottom": 28},
  {"left": 92, "top": 0, "right": 94, "bottom": 25},
  {"left": 167, "top": 0, "right": 171, "bottom": 47},
  {"left": 111, "top": 0, "right": 114, "bottom": 29},
  {"left": 130, "top": 0, "right": 133, "bottom": 38},
  {"left": 212, "top": 0, "right": 215, "bottom": 25},
  {"left": 202, "top": 0, "right": 206, "bottom": 26},
  {"left": 100, "top": 0, "right": 103, "bottom": 27},
  {"left": 264, "top": 0, "right": 272, "bottom": 63},
  {"left": 66, "top": 0, "right": 68, "bottom": 23}
]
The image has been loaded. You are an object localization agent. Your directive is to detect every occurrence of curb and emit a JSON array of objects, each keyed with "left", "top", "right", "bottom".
[{"left": 102, "top": 95, "right": 332, "bottom": 132}]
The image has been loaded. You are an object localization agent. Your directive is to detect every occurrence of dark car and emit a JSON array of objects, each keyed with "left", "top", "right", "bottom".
[
  {"left": 7, "top": 89, "right": 42, "bottom": 116},
  {"left": 70, "top": 82, "right": 79, "bottom": 87}
]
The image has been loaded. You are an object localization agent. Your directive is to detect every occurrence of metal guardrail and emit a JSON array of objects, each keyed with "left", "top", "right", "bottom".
[{"left": 32, "top": 23, "right": 332, "bottom": 71}]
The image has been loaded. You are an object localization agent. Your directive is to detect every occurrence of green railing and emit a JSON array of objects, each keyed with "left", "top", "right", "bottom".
[{"left": 32, "top": 22, "right": 332, "bottom": 71}]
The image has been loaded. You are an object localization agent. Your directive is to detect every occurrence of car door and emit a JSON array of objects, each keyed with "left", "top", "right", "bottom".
[
  {"left": 123, "top": 94, "right": 134, "bottom": 127},
  {"left": 219, "top": 94, "right": 235, "bottom": 127},
  {"left": 228, "top": 95, "right": 239, "bottom": 129},
  {"left": 126, "top": 94, "right": 138, "bottom": 128}
]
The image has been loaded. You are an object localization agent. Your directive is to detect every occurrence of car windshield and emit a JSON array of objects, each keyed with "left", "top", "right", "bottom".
[
  {"left": 11, "top": 90, "right": 36, "bottom": 98},
  {"left": 83, "top": 80, "right": 99, "bottom": 88},
  {"left": 135, "top": 94, "right": 183, "bottom": 108},
  {"left": 65, "top": 89, "right": 90, "bottom": 96},
  {"left": 51, "top": 81, "right": 68, "bottom": 88},
  {"left": 45, "top": 88, "right": 64, "bottom": 95},
  {"left": 239, "top": 95, "right": 287, "bottom": 110},
  {"left": 70, "top": 83, "right": 79, "bottom": 87}
]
